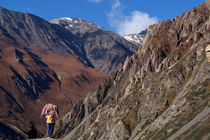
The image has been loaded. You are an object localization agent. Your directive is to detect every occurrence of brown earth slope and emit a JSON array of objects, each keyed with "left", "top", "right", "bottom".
[{"left": 0, "top": 32, "right": 107, "bottom": 138}]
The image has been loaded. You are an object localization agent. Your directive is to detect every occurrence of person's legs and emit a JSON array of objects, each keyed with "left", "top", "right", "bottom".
[
  {"left": 48, "top": 123, "right": 52, "bottom": 137},
  {"left": 48, "top": 123, "right": 55, "bottom": 137},
  {"left": 51, "top": 123, "right": 55, "bottom": 135}
]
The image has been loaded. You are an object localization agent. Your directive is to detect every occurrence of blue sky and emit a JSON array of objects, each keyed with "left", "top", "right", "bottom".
[{"left": 0, "top": 0, "right": 205, "bottom": 35}]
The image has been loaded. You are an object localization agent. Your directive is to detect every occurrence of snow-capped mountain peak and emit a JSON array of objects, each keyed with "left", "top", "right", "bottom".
[
  {"left": 50, "top": 17, "right": 105, "bottom": 35},
  {"left": 123, "top": 29, "right": 147, "bottom": 45}
]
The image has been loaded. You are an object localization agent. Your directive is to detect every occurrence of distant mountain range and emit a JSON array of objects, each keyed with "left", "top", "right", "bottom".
[
  {"left": 50, "top": 17, "right": 146, "bottom": 46},
  {"left": 50, "top": 17, "right": 140, "bottom": 73}
]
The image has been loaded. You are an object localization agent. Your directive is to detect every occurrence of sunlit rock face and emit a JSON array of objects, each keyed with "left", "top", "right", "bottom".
[
  {"left": 53, "top": 2, "right": 210, "bottom": 140},
  {"left": 206, "top": 45, "right": 210, "bottom": 62}
]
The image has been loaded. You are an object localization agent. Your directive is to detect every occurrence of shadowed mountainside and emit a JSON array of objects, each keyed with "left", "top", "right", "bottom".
[{"left": 50, "top": 18, "right": 139, "bottom": 73}]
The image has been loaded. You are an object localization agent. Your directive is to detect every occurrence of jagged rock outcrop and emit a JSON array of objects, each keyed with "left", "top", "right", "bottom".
[
  {"left": 50, "top": 18, "right": 139, "bottom": 73},
  {"left": 54, "top": 2, "right": 210, "bottom": 139}
]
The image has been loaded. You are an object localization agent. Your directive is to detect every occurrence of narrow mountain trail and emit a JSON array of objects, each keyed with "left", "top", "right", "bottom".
[{"left": 167, "top": 107, "right": 210, "bottom": 140}]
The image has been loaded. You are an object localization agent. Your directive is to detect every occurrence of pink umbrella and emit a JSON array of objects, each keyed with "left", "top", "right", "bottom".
[{"left": 40, "top": 103, "right": 59, "bottom": 119}]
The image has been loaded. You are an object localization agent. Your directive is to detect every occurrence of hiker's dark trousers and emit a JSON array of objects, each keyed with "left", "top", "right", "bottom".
[{"left": 48, "top": 123, "right": 55, "bottom": 137}]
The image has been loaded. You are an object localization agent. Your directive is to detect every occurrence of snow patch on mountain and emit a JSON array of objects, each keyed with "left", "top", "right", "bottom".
[
  {"left": 62, "top": 17, "right": 73, "bottom": 21},
  {"left": 123, "top": 29, "right": 147, "bottom": 45},
  {"left": 50, "top": 17, "right": 106, "bottom": 34}
]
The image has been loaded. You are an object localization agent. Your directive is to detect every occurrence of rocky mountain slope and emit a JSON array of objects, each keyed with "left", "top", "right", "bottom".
[
  {"left": 0, "top": 7, "right": 93, "bottom": 66},
  {"left": 53, "top": 2, "right": 210, "bottom": 139},
  {"left": 50, "top": 18, "right": 139, "bottom": 73},
  {"left": 0, "top": 9, "right": 108, "bottom": 139}
]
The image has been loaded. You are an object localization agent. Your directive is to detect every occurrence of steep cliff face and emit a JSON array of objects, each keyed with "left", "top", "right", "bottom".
[
  {"left": 54, "top": 2, "right": 210, "bottom": 139},
  {"left": 51, "top": 18, "right": 139, "bottom": 73},
  {"left": 81, "top": 30, "right": 137, "bottom": 73}
]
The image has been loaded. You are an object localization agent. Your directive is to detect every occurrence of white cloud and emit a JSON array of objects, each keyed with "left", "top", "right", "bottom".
[
  {"left": 88, "top": 0, "right": 102, "bottom": 3},
  {"left": 108, "top": 0, "right": 158, "bottom": 35},
  {"left": 117, "top": 11, "right": 158, "bottom": 35}
]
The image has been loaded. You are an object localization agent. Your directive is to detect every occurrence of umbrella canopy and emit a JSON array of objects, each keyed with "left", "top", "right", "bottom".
[{"left": 40, "top": 103, "right": 59, "bottom": 119}]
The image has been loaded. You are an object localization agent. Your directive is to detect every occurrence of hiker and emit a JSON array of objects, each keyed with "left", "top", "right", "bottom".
[{"left": 41, "top": 103, "right": 59, "bottom": 137}]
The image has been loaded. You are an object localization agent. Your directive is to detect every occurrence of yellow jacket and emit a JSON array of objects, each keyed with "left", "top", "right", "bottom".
[{"left": 45, "top": 114, "right": 55, "bottom": 123}]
